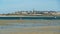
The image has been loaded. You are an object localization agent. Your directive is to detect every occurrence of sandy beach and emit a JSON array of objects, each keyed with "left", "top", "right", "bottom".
[
  {"left": 0, "top": 26, "right": 60, "bottom": 34},
  {"left": 0, "top": 20, "right": 60, "bottom": 34},
  {"left": 0, "top": 20, "right": 60, "bottom": 23}
]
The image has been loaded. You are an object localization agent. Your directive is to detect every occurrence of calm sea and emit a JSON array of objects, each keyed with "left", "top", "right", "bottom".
[{"left": 0, "top": 16, "right": 60, "bottom": 20}]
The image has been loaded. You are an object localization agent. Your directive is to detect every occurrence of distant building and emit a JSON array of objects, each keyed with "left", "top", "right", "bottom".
[
  {"left": 48, "top": 11, "right": 57, "bottom": 15},
  {"left": 52, "top": 12, "right": 60, "bottom": 15}
]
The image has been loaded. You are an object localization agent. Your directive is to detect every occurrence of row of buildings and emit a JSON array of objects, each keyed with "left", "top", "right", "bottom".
[
  {"left": 6, "top": 10, "right": 60, "bottom": 16},
  {"left": 0, "top": 10, "right": 60, "bottom": 16}
]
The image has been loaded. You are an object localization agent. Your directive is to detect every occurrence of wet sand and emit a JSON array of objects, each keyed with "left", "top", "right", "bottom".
[
  {"left": 0, "top": 20, "right": 60, "bottom": 24},
  {"left": 1, "top": 32, "right": 60, "bottom": 34},
  {"left": 0, "top": 26, "right": 60, "bottom": 34},
  {"left": 0, "top": 20, "right": 60, "bottom": 34}
]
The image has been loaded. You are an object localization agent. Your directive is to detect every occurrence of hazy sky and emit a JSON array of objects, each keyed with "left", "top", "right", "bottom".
[{"left": 0, "top": 0, "right": 60, "bottom": 14}]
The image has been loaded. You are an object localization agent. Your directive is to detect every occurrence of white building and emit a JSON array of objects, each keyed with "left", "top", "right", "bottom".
[{"left": 51, "top": 12, "right": 60, "bottom": 15}]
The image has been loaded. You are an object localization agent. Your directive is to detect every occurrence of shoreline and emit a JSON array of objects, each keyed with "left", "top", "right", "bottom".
[
  {"left": 0, "top": 26, "right": 60, "bottom": 34},
  {"left": 0, "top": 19, "right": 60, "bottom": 23},
  {"left": 0, "top": 20, "right": 60, "bottom": 25},
  {"left": 0, "top": 20, "right": 60, "bottom": 34}
]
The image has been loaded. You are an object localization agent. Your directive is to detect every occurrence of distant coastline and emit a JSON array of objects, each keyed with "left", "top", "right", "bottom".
[{"left": 0, "top": 10, "right": 60, "bottom": 16}]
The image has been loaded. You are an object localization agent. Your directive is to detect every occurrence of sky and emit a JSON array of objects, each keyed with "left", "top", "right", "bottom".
[{"left": 0, "top": 0, "right": 60, "bottom": 14}]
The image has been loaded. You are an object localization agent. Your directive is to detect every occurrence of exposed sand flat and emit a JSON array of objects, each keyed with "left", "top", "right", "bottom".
[
  {"left": 0, "top": 32, "right": 60, "bottom": 34},
  {"left": 0, "top": 20, "right": 60, "bottom": 24},
  {"left": 0, "top": 26, "right": 60, "bottom": 34},
  {"left": 1, "top": 26, "right": 60, "bottom": 31},
  {"left": 0, "top": 20, "right": 60, "bottom": 34}
]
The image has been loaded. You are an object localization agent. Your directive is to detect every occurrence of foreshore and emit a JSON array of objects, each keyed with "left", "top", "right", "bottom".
[
  {"left": 0, "top": 26, "right": 60, "bottom": 34},
  {"left": 0, "top": 20, "right": 60, "bottom": 25},
  {"left": 0, "top": 20, "right": 60, "bottom": 34}
]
